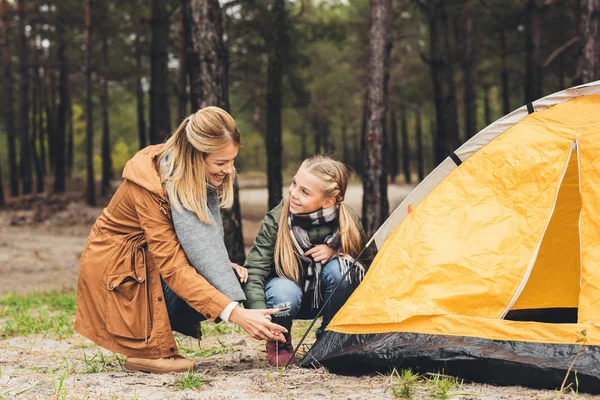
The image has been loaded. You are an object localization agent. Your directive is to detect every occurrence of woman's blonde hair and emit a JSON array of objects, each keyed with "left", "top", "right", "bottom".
[
  {"left": 158, "top": 106, "right": 241, "bottom": 224},
  {"left": 274, "top": 156, "right": 362, "bottom": 283}
]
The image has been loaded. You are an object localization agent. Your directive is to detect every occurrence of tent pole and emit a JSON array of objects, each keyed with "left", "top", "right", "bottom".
[{"left": 283, "top": 237, "right": 375, "bottom": 370}]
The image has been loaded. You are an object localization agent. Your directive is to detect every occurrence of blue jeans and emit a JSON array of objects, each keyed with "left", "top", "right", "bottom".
[
  {"left": 265, "top": 258, "right": 357, "bottom": 337},
  {"left": 162, "top": 279, "right": 206, "bottom": 337}
]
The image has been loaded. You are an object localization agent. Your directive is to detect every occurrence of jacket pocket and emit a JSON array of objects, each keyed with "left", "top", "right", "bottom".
[{"left": 105, "top": 270, "right": 151, "bottom": 340}]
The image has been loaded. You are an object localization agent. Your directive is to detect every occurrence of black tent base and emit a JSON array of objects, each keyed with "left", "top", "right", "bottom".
[{"left": 299, "top": 331, "right": 600, "bottom": 394}]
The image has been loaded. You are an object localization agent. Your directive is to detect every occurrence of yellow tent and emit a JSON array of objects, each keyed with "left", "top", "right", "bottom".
[{"left": 302, "top": 82, "right": 600, "bottom": 393}]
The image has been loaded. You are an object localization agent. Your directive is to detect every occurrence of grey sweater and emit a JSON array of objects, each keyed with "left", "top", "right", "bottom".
[{"left": 168, "top": 182, "right": 246, "bottom": 303}]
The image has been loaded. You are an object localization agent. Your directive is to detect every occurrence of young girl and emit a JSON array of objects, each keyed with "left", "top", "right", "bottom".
[
  {"left": 75, "top": 107, "right": 286, "bottom": 374},
  {"left": 243, "top": 156, "right": 371, "bottom": 366}
]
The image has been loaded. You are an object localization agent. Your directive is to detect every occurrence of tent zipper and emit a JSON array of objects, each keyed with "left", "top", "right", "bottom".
[{"left": 500, "top": 140, "right": 576, "bottom": 319}]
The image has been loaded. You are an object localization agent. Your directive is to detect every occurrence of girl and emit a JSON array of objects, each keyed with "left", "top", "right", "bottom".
[
  {"left": 75, "top": 107, "right": 286, "bottom": 374},
  {"left": 243, "top": 156, "right": 371, "bottom": 367}
]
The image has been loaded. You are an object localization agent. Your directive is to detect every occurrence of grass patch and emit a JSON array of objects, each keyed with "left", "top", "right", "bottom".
[
  {"left": 176, "top": 336, "right": 234, "bottom": 359},
  {"left": 81, "top": 348, "right": 125, "bottom": 374},
  {"left": 391, "top": 368, "right": 420, "bottom": 399},
  {"left": 0, "top": 291, "right": 76, "bottom": 339},
  {"left": 175, "top": 371, "right": 208, "bottom": 391},
  {"left": 426, "top": 372, "right": 461, "bottom": 399}
]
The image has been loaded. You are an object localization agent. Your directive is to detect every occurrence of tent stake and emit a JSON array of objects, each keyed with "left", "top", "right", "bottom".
[{"left": 283, "top": 238, "right": 375, "bottom": 370}]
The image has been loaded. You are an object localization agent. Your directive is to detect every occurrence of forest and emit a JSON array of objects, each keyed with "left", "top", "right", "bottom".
[{"left": 0, "top": 0, "right": 598, "bottom": 244}]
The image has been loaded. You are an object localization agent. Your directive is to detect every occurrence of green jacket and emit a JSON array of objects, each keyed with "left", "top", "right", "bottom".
[{"left": 243, "top": 201, "right": 373, "bottom": 309}]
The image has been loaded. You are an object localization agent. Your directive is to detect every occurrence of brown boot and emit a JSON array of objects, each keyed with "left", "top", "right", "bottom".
[{"left": 124, "top": 355, "right": 196, "bottom": 373}]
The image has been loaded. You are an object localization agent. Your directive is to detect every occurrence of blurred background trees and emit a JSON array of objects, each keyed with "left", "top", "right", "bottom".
[{"left": 0, "top": 0, "right": 593, "bottom": 247}]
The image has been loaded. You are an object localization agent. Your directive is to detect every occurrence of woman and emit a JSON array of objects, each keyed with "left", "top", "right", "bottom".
[{"left": 75, "top": 107, "right": 286, "bottom": 374}]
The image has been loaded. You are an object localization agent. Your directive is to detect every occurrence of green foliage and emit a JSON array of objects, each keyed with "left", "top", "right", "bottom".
[
  {"left": 0, "top": 291, "right": 76, "bottom": 339},
  {"left": 175, "top": 371, "right": 208, "bottom": 391},
  {"left": 81, "top": 348, "right": 125, "bottom": 374},
  {"left": 391, "top": 368, "right": 420, "bottom": 399},
  {"left": 425, "top": 372, "right": 461, "bottom": 399}
]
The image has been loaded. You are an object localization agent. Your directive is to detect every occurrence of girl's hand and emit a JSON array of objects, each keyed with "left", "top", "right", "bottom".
[
  {"left": 231, "top": 262, "right": 248, "bottom": 283},
  {"left": 305, "top": 244, "right": 337, "bottom": 263},
  {"left": 228, "top": 307, "right": 287, "bottom": 342}
]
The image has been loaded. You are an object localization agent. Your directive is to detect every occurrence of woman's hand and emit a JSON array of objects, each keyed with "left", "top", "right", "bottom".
[
  {"left": 305, "top": 244, "right": 337, "bottom": 263},
  {"left": 228, "top": 307, "right": 288, "bottom": 342},
  {"left": 231, "top": 262, "right": 248, "bottom": 283}
]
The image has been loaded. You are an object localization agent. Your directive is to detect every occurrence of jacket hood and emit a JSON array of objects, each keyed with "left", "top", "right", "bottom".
[{"left": 122, "top": 144, "right": 165, "bottom": 197}]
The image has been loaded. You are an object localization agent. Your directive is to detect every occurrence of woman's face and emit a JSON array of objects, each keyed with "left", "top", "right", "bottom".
[
  {"left": 288, "top": 167, "right": 335, "bottom": 214},
  {"left": 204, "top": 142, "right": 239, "bottom": 187}
]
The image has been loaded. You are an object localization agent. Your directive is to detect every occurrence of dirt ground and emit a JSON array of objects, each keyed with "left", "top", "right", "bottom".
[{"left": 0, "top": 183, "right": 588, "bottom": 399}]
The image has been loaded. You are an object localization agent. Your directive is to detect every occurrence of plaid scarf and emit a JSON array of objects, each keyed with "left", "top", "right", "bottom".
[{"left": 288, "top": 206, "right": 365, "bottom": 308}]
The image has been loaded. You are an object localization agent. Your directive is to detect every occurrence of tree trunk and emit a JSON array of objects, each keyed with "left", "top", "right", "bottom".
[
  {"left": 39, "top": 72, "right": 46, "bottom": 176},
  {"left": 149, "top": 0, "right": 171, "bottom": 144},
  {"left": 67, "top": 79, "right": 73, "bottom": 177},
  {"left": 101, "top": 30, "right": 113, "bottom": 198},
  {"left": 18, "top": 0, "right": 32, "bottom": 194},
  {"left": 182, "top": 0, "right": 201, "bottom": 110},
  {"left": 54, "top": 9, "right": 68, "bottom": 194},
  {"left": 31, "top": 31, "right": 44, "bottom": 194},
  {"left": 46, "top": 71, "right": 57, "bottom": 174},
  {"left": 416, "top": 106, "right": 425, "bottom": 182},
  {"left": 500, "top": 30, "right": 510, "bottom": 116},
  {"left": 463, "top": 0, "right": 477, "bottom": 139},
  {"left": 389, "top": 108, "right": 398, "bottom": 183},
  {"left": 362, "top": 0, "right": 392, "bottom": 237},
  {"left": 264, "top": 0, "right": 285, "bottom": 209},
  {"left": 312, "top": 108, "right": 321, "bottom": 154},
  {"left": 525, "top": 0, "right": 543, "bottom": 103},
  {"left": 483, "top": 84, "right": 492, "bottom": 126},
  {"left": 134, "top": 0, "right": 147, "bottom": 149},
  {"left": 0, "top": 164, "right": 4, "bottom": 207},
  {"left": 2, "top": 0, "right": 18, "bottom": 197},
  {"left": 85, "top": 0, "right": 95, "bottom": 206},
  {"left": 426, "top": 0, "right": 460, "bottom": 165},
  {"left": 341, "top": 117, "right": 349, "bottom": 165},
  {"left": 400, "top": 104, "right": 411, "bottom": 184},
  {"left": 300, "top": 117, "right": 307, "bottom": 161},
  {"left": 576, "top": 0, "right": 600, "bottom": 83},
  {"left": 189, "top": 0, "right": 244, "bottom": 264},
  {"left": 177, "top": 17, "right": 188, "bottom": 120}
]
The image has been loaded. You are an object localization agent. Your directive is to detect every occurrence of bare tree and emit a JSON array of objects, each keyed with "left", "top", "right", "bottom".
[
  {"left": 463, "top": 0, "right": 477, "bottom": 138},
  {"left": 525, "top": 0, "right": 543, "bottom": 103},
  {"left": 415, "top": 106, "right": 425, "bottom": 182},
  {"left": 389, "top": 108, "right": 398, "bottom": 182},
  {"left": 264, "top": 0, "right": 286, "bottom": 209},
  {"left": 181, "top": 0, "right": 201, "bottom": 110},
  {"left": 101, "top": 26, "right": 113, "bottom": 198},
  {"left": 85, "top": 0, "right": 95, "bottom": 206},
  {"left": 18, "top": 0, "right": 32, "bottom": 194},
  {"left": 0, "top": 164, "right": 5, "bottom": 207},
  {"left": 576, "top": 0, "right": 600, "bottom": 82},
  {"left": 361, "top": 0, "right": 393, "bottom": 237},
  {"left": 31, "top": 20, "right": 44, "bottom": 193},
  {"left": 54, "top": 4, "right": 68, "bottom": 193},
  {"left": 134, "top": 0, "right": 147, "bottom": 149},
  {"left": 189, "top": 0, "right": 245, "bottom": 264},
  {"left": 2, "top": 0, "right": 18, "bottom": 197},
  {"left": 400, "top": 104, "right": 411, "bottom": 184},
  {"left": 149, "top": 0, "right": 171, "bottom": 144},
  {"left": 419, "top": 0, "right": 460, "bottom": 165}
]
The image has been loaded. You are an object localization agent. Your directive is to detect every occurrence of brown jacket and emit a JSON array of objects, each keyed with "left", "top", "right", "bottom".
[{"left": 74, "top": 145, "right": 231, "bottom": 358}]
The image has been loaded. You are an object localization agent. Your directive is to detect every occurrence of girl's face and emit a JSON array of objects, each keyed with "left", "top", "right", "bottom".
[
  {"left": 204, "top": 142, "right": 239, "bottom": 187},
  {"left": 288, "top": 167, "right": 335, "bottom": 214}
]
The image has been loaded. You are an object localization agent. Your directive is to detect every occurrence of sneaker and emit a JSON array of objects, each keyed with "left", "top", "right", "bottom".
[
  {"left": 266, "top": 333, "right": 296, "bottom": 367},
  {"left": 124, "top": 355, "right": 196, "bottom": 373}
]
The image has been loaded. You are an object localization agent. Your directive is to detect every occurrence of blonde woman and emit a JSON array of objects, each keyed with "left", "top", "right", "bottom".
[
  {"left": 75, "top": 107, "right": 286, "bottom": 374},
  {"left": 243, "top": 156, "right": 372, "bottom": 367}
]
